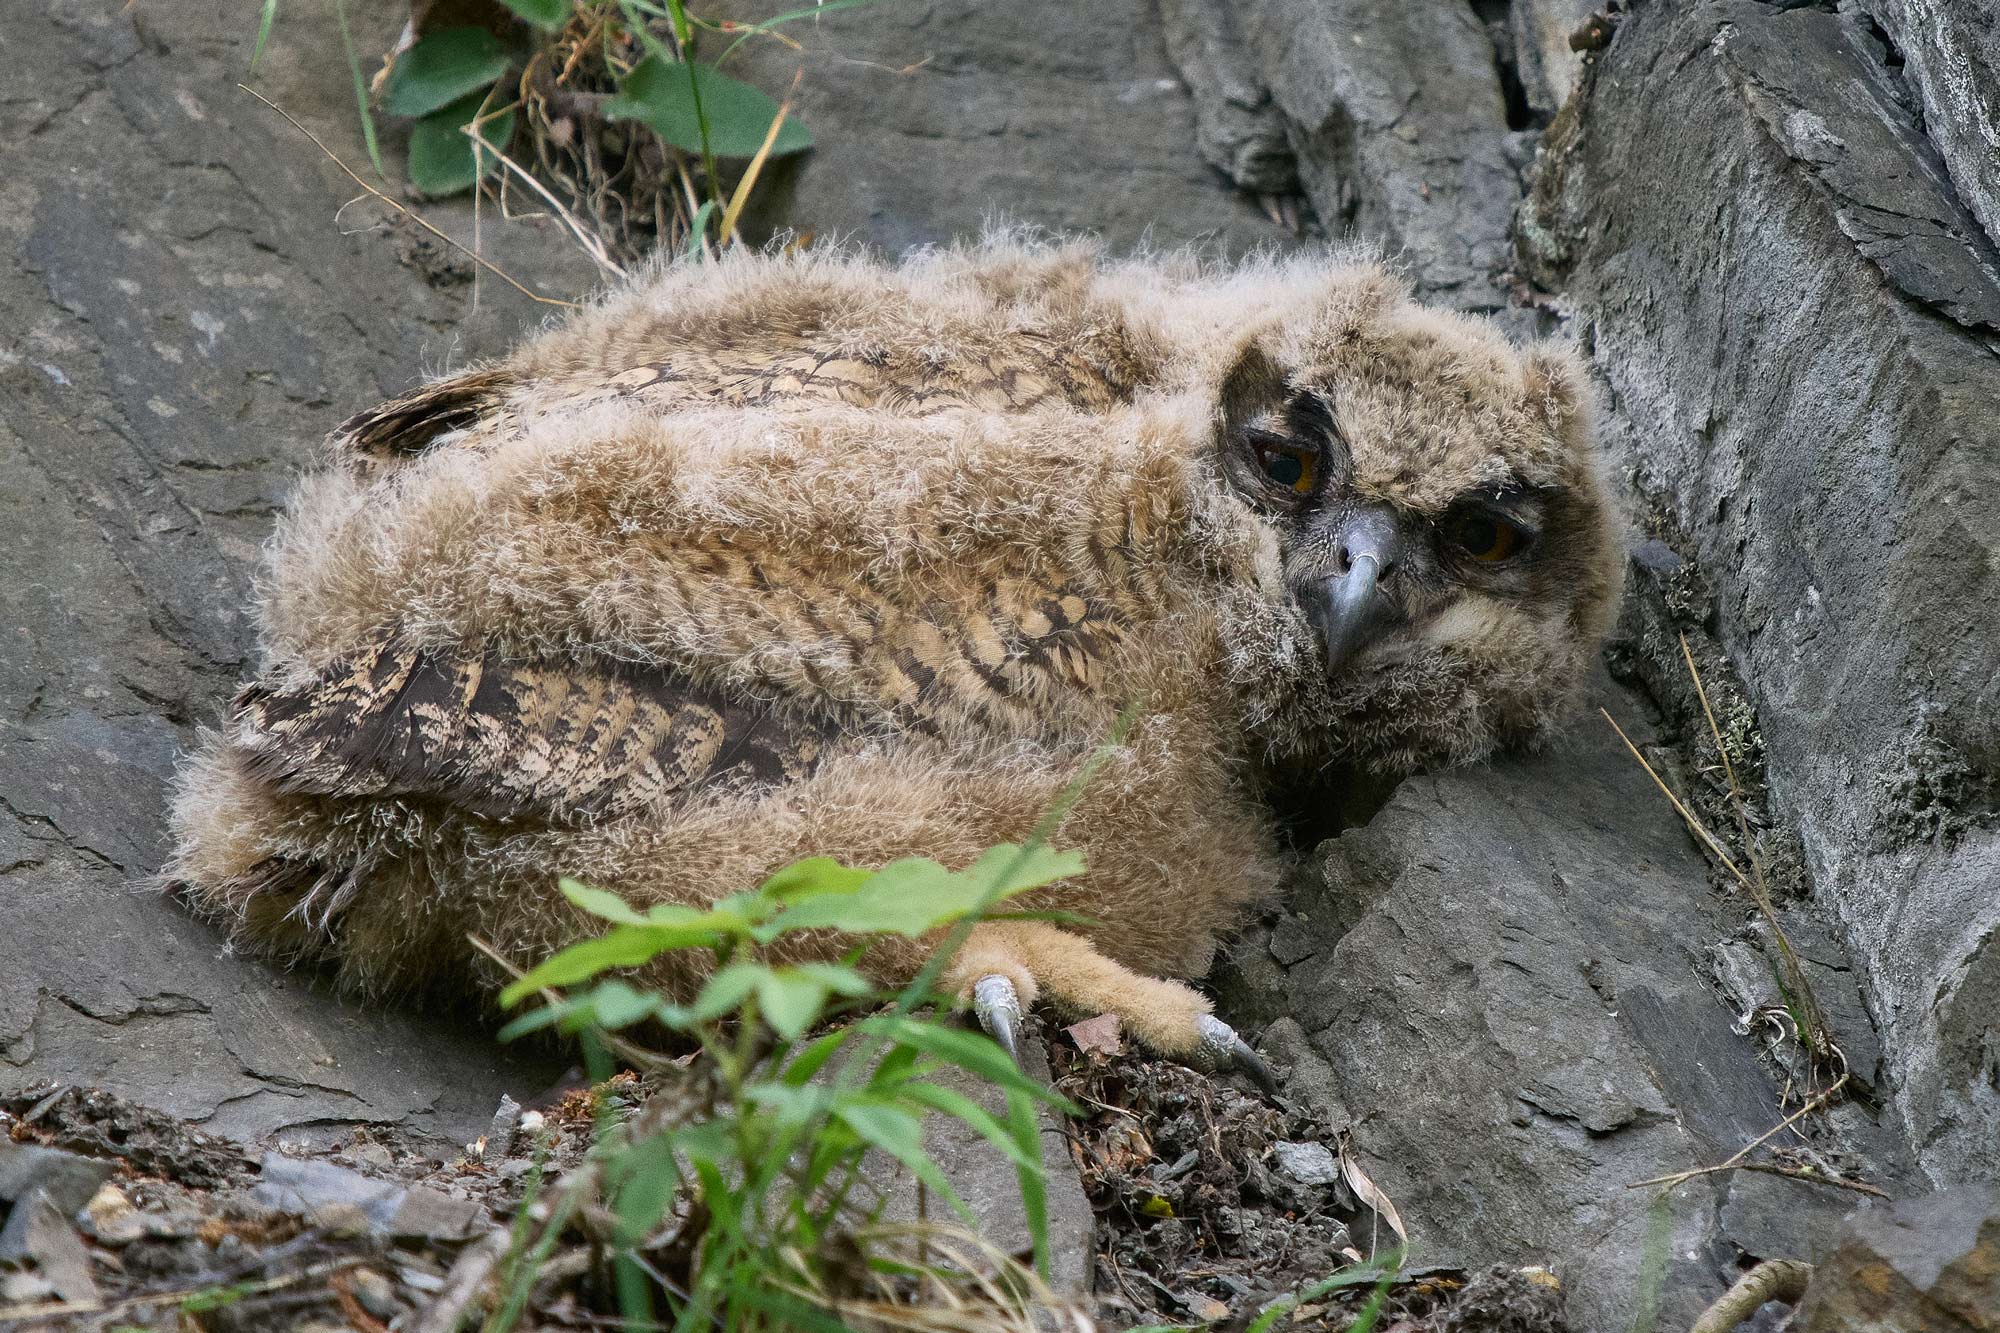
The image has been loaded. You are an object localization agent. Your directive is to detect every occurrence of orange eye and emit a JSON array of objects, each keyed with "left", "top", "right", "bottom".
[
  {"left": 1259, "top": 443, "right": 1319, "bottom": 495},
  {"left": 1450, "top": 512, "right": 1524, "bottom": 562}
]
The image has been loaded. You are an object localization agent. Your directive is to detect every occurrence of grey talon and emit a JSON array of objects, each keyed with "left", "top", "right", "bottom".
[
  {"left": 1196, "top": 1014, "right": 1280, "bottom": 1096},
  {"left": 972, "top": 974, "right": 1023, "bottom": 1064}
]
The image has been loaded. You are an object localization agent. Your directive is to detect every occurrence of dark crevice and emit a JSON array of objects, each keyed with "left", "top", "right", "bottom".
[{"left": 1476, "top": 0, "right": 1536, "bottom": 131}]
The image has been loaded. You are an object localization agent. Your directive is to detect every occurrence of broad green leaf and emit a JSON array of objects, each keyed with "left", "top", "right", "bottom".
[
  {"left": 382, "top": 28, "right": 512, "bottom": 118},
  {"left": 577, "top": 979, "right": 658, "bottom": 1030},
  {"left": 961, "top": 842, "right": 1087, "bottom": 898},
  {"left": 407, "top": 95, "right": 513, "bottom": 197},
  {"left": 559, "top": 878, "right": 652, "bottom": 926},
  {"left": 609, "top": 1133, "right": 682, "bottom": 1244},
  {"left": 496, "top": 0, "right": 568, "bottom": 28},
  {"left": 757, "top": 968, "right": 829, "bottom": 1040},
  {"left": 895, "top": 1081, "right": 1038, "bottom": 1170},
  {"left": 758, "top": 856, "right": 870, "bottom": 903},
  {"left": 831, "top": 1100, "right": 970, "bottom": 1222},
  {"left": 604, "top": 57, "right": 811, "bottom": 158},
  {"left": 768, "top": 845, "right": 1084, "bottom": 938},
  {"left": 743, "top": 1081, "right": 828, "bottom": 1129},
  {"left": 666, "top": 1119, "right": 738, "bottom": 1171},
  {"left": 793, "top": 962, "right": 874, "bottom": 996},
  {"left": 864, "top": 1043, "right": 923, "bottom": 1094},
  {"left": 499, "top": 922, "right": 714, "bottom": 1005},
  {"left": 690, "top": 961, "right": 766, "bottom": 1021},
  {"left": 494, "top": 1004, "right": 565, "bottom": 1042}
]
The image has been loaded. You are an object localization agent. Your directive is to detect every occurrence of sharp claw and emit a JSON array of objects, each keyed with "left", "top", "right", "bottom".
[
  {"left": 1196, "top": 1014, "right": 1281, "bottom": 1096},
  {"left": 972, "top": 974, "right": 1023, "bottom": 1066}
]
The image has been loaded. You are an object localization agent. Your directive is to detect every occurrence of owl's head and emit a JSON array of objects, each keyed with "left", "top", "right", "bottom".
[{"left": 1207, "top": 264, "right": 1624, "bottom": 774}]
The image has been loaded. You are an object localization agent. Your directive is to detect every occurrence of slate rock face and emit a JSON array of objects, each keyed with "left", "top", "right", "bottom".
[
  {"left": 1795, "top": 1185, "right": 2000, "bottom": 1333},
  {"left": 720, "top": 0, "right": 1281, "bottom": 258},
  {"left": 1159, "top": 0, "right": 1524, "bottom": 312},
  {"left": 1518, "top": 0, "right": 2000, "bottom": 1187},
  {"left": 0, "top": 0, "right": 598, "bottom": 1147},
  {"left": 1221, "top": 678, "right": 1871, "bottom": 1332}
]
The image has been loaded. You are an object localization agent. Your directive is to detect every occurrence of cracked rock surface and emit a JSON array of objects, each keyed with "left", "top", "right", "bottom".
[
  {"left": 1518, "top": 0, "right": 2000, "bottom": 1192},
  {"left": 0, "top": 0, "right": 600, "bottom": 1149}
]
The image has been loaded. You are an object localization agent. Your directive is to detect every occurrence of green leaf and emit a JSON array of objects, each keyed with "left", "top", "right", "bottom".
[
  {"left": 689, "top": 961, "right": 766, "bottom": 1021},
  {"left": 758, "top": 856, "right": 870, "bottom": 903},
  {"left": 250, "top": 0, "right": 279, "bottom": 73},
  {"left": 496, "top": 0, "right": 568, "bottom": 27},
  {"left": 407, "top": 94, "right": 513, "bottom": 197},
  {"left": 1005, "top": 1087, "right": 1052, "bottom": 1277},
  {"left": 332, "top": 0, "right": 385, "bottom": 179},
  {"left": 895, "top": 1081, "right": 1038, "bottom": 1170},
  {"left": 559, "top": 878, "right": 653, "bottom": 926},
  {"left": 793, "top": 962, "right": 874, "bottom": 997},
  {"left": 499, "top": 922, "right": 713, "bottom": 1006},
  {"left": 743, "top": 1081, "right": 828, "bottom": 1129},
  {"left": 961, "top": 842, "right": 1088, "bottom": 899},
  {"left": 769, "top": 844, "right": 1084, "bottom": 938},
  {"left": 831, "top": 1099, "right": 970, "bottom": 1222},
  {"left": 577, "top": 979, "right": 659, "bottom": 1030},
  {"left": 757, "top": 968, "right": 830, "bottom": 1041},
  {"left": 609, "top": 1133, "right": 682, "bottom": 1244},
  {"left": 382, "top": 27, "right": 511, "bottom": 118},
  {"left": 604, "top": 57, "right": 811, "bottom": 158},
  {"left": 872, "top": 1017, "right": 1067, "bottom": 1105},
  {"left": 780, "top": 1027, "right": 853, "bottom": 1086}
]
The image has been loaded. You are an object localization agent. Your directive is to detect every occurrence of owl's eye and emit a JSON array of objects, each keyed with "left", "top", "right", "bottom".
[
  {"left": 1448, "top": 511, "right": 1526, "bottom": 562},
  {"left": 1255, "top": 439, "right": 1319, "bottom": 496}
]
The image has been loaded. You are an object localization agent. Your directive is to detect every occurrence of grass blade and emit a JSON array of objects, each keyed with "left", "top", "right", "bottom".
[
  {"left": 331, "top": 0, "right": 384, "bottom": 179},
  {"left": 250, "top": 0, "right": 279, "bottom": 74}
]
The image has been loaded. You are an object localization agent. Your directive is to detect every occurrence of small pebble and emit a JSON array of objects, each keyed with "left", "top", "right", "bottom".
[
  {"left": 349, "top": 1144, "right": 394, "bottom": 1172},
  {"left": 348, "top": 1266, "right": 400, "bottom": 1319},
  {"left": 1272, "top": 1140, "right": 1341, "bottom": 1187}
]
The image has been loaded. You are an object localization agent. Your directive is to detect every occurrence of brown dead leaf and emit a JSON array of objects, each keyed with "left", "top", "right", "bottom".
[
  {"left": 1337, "top": 1138, "right": 1409, "bottom": 1244},
  {"left": 1065, "top": 1013, "right": 1124, "bottom": 1058}
]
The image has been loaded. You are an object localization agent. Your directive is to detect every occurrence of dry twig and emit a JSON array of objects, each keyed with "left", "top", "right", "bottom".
[{"left": 236, "top": 84, "right": 579, "bottom": 310}]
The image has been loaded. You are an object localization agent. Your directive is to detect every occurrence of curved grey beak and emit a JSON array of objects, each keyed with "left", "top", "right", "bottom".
[{"left": 1304, "top": 506, "right": 1406, "bottom": 675}]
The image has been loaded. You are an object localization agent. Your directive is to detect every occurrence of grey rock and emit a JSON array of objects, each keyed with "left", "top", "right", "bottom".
[
  {"left": 1795, "top": 1185, "right": 2000, "bottom": 1332},
  {"left": 485, "top": 1094, "right": 522, "bottom": 1160},
  {"left": 1511, "top": 0, "right": 1600, "bottom": 116},
  {"left": 252, "top": 1154, "right": 485, "bottom": 1241},
  {"left": 0, "top": 1144, "right": 116, "bottom": 1217},
  {"left": 0, "top": 0, "right": 582, "bottom": 1151},
  {"left": 1520, "top": 0, "right": 2000, "bottom": 1185},
  {"left": 0, "top": 1193, "right": 99, "bottom": 1306},
  {"left": 1864, "top": 1, "right": 2000, "bottom": 254},
  {"left": 1160, "top": 0, "right": 1519, "bottom": 308},
  {"left": 1272, "top": 1140, "right": 1341, "bottom": 1187},
  {"left": 1227, "top": 676, "right": 1876, "bottom": 1330},
  {"left": 868, "top": 1037, "right": 1094, "bottom": 1300},
  {"left": 718, "top": 0, "right": 1281, "bottom": 257},
  {"left": 1156, "top": 0, "right": 1300, "bottom": 194}
]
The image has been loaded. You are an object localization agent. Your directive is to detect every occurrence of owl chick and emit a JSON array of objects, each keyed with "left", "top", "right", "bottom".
[{"left": 166, "top": 235, "right": 1622, "bottom": 1079}]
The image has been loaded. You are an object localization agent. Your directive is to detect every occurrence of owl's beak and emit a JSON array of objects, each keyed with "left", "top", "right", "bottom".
[{"left": 1306, "top": 506, "right": 1406, "bottom": 675}]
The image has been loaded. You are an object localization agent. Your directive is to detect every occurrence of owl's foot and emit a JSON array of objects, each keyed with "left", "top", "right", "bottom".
[{"left": 950, "top": 922, "right": 1279, "bottom": 1095}]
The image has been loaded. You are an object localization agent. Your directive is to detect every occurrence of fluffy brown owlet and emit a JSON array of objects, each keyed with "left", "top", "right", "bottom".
[{"left": 167, "top": 236, "right": 1623, "bottom": 1077}]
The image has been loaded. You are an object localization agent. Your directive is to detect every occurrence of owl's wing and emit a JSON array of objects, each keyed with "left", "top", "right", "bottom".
[
  {"left": 328, "top": 368, "right": 519, "bottom": 475},
  {"left": 229, "top": 638, "right": 826, "bottom": 824}
]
